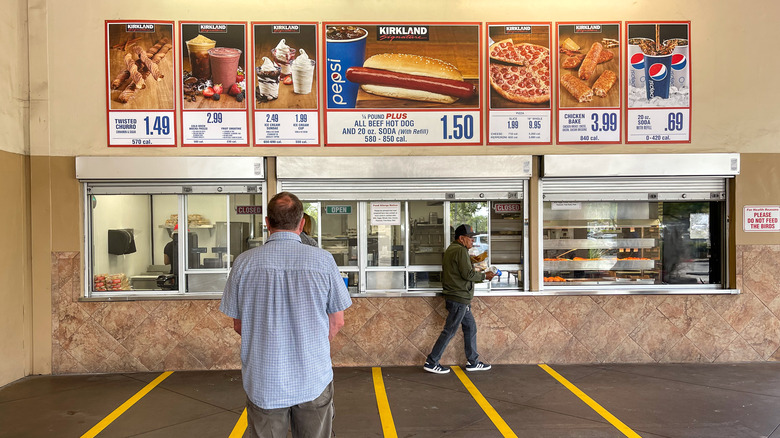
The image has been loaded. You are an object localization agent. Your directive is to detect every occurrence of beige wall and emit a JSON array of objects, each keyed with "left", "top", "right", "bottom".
[
  {"left": 0, "top": 0, "right": 31, "bottom": 387},
  {"left": 0, "top": 0, "right": 29, "bottom": 156},
  {"left": 735, "top": 154, "right": 780, "bottom": 245},
  {"left": 0, "top": 151, "right": 32, "bottom": 385}
]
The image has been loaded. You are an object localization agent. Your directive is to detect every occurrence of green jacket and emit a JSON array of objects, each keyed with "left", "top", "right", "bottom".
[{"left": 441, "top": 240, "right": 486, "bottom": 304}]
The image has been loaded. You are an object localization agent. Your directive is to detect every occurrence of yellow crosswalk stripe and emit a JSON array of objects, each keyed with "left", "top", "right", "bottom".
[
  {"left": 539, "top": 364, "right": 642, "bottom": 438},
  {"left": 228, "top": 408, "right": 247, "bottom": 438},
  {"left": 80, "top": 371, "right": 173, "bottom": 438},
  {"left": 452, "top": 366, "right": 517, "bottom": 438},
  {"left": 372, "top": 367, "right": 398, "bottom": 438}
]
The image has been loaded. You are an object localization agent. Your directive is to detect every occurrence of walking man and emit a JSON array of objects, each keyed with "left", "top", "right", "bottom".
[
  {"left": 221, "top": 192, "right": 352, "bottom": 437},
  {"left": 424, "top": 224, "right": 494, "bottom": 374}
]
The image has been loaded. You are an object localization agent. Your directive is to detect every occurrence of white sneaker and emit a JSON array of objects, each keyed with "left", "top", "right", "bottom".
[
  {"left": 465, "top": 361, "right": 491, "bottom": 372},
  {"left": 423, "top": 362, "right": 451, "bottom": 374}
]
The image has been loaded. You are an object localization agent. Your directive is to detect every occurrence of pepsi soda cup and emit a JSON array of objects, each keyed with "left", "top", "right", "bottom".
[
  {"left": 644, "top": 53, "right": 672, "bottom": 99},
  {"left": 627, "top": 38, "right": 653, "bottom": 89},
  {"left": 664, "top": 38, "right": 689, "bottom": 90},
  {"left": 325, "top": 26, "right": 368, "bottom": 109}
]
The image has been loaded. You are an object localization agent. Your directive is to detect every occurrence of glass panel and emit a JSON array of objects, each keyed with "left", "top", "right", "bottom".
[
  {"left": 490, "top": 201, "right": 524, "bottom": 286},
  {"left": 187, "top": 273, "right": 230, "bottom": 293},
  {"left": 450, "top": 201, "right": 489, "bottom": 237},
  {"left": 542, "top": 201, "right": 722, "bottom": 287},
  {"left": 661, "top": 202, "right": 720, "bottom": 284},
  {"left": 91, "top": 194, "right": 176, "bottom": 292},
  {"left": 226, "top": 194, "right": 260, "bottom": 265},
  {"left": 184, "top": 194, "right": 227, "bottom": 270},
  {"left": 409, "top": 201, "right": 445, "bottom": 266},
  {"left": 408, "top": 271, "right": 442, "bottom": 289},
  {"left": 341, "top": 270, "right": 359, "bottom": 292},
  {"left": 367, "top": 201, "right": 406, "bottom": 267},
  {"left": 321, "top": 201, "right": 358, "bottom": 267},
  {"left": 366, "top": 271, "right": 405, "bottom": 290},
  {"left": 450, "top": 200, "right": 489, "bottom": 267}
]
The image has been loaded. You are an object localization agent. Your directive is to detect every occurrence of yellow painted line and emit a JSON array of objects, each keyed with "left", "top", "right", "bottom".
[
  {"left": 539, "top": 364, "right": 642, "bottom": 438},
  {"left": 372, "top": 367, "right": 398, "bottom": 438},
  {"left": 452, "top": 366, "right": 517, "bottom": 438},
  {"left": 80, "top": 371, "right": 174, "bottom": 438},
  {"left": 228, "top": 408, "right": 247, "bottom": 438}
]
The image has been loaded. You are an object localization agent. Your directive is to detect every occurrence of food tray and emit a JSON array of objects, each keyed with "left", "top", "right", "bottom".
[{"left": 544, "top": 259, "right": 655, "bottom": 271}]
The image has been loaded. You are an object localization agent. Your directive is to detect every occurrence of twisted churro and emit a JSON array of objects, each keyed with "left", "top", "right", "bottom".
[
  {"left": 152, "top": 43, "right": 172, "bottom": 64},
  {"left": 123, "top": 52, "right": 144, "bottom": 89},
  {"left": 134, "top": 45, "right": 162, "bottom": 81},
  {"left": 115, "top": 38, "right": 171, "bottom": 103}
]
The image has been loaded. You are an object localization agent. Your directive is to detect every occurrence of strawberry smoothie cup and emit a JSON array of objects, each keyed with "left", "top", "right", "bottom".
[{"left": 208, "top": 47, "right": 242, "bottom": 91}]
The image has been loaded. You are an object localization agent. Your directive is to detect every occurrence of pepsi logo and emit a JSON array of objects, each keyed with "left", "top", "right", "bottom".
[
  {"left": 648, "top": 63, "right": 668, "bottom": 81},
  {"left": 630, "top": 52, "right": 645, "bottom": 69},
  {"left": 671, "top": 53, "right": 687, "bottom": 70}
]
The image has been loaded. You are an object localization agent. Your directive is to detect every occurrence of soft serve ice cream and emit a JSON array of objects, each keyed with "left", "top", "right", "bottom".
[
  {"left": 256, "top": 56, "right": 281, "bottom": 102},
  {"left": 271, "top": 39, "right": 295, "bottom": 75},
  {"left": 290, "top": 49, "right": 315, "bottom": 95}
]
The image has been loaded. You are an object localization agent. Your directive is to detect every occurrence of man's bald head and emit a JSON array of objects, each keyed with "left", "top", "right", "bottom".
[{"left": 267, "top": 192, "right": 304, "bottom": 231}]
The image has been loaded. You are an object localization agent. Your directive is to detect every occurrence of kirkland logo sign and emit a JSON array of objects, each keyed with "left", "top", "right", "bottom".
[
  {"left": 504, "top": 26, "right": 532, "bottom": 34},
  {"left": 273, "top": 25, "right": 301, "bottom": 33},
  {"left": 125, "top": 24, "right": 155, "bottom": 32},
  {"left": 574, "top": 25, "right": 602, "bottom": 33},
  {"left": 377, "top": 26, "right": 429, "bottom": 41},
  {"left": 200, "top": 24, "right": 228, "bottom": 33}
]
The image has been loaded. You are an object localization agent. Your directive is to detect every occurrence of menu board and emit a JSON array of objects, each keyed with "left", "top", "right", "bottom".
[
  {"left": 487, "top": 23, "right": 553, "bottom": 144},
  {"left": 105, "top": 21, "right": 176, "bottom": 146},
  {"left": 323, "top": 23, "right": 482, "bottom": 146},
  {"left": 556, "top": 22, "right": 621, "bottom": 144},
  {"left": 180, "top": 22, "right": 249, "bottom": 146},
  {"left": 253, "top": 23, "right": 320, "bottom": 146},
  {"left": 625, "top": 22, "right": 691, "bottom": 143}
]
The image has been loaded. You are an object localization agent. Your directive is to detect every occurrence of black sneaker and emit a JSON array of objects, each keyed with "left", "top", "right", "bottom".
[
  {"left": 423, "top": 362, "right": 451, "bottom": 374},
  {"left": 465, "top": 361, "right": 491, "bottom": 372}
]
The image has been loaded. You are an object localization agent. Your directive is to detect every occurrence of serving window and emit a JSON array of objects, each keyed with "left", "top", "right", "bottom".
[
  {"left": 77, "top": 157, "right": 267, "bottom": 299},
  {"left": 542, "top": 199, "right": 722, "bottom": 288},
  {"left": 301, "top": 199, "right": 526, "bottom": 294},
  {"left": 277, "top": 155, "right": 532, "bottom": 295},
  {"left": 540, "top": 153, "right": 739, "bottom": 294}
]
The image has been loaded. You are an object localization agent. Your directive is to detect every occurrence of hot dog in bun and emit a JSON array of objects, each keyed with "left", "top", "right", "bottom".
[{"left": 345, "top": 53, "right": 477, "bottom": 104}]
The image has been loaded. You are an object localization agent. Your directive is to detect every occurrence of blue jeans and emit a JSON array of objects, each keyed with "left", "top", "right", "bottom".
[{"left": 427, "top": 300, "right": 479, "bottom": 366}]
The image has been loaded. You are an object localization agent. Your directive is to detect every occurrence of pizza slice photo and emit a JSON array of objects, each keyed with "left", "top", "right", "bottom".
[{"left": 488, "top": 37, "right": 551, "bottom": 106}]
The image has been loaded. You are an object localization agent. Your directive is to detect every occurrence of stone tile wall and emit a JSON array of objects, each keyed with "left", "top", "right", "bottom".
[{"left": 52, "top": 245, "right": 780, "bottom": 373}]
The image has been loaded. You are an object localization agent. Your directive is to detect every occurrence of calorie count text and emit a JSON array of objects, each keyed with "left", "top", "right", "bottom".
[{"left": 346, "top": 112, "right": 416, "bottom": 143}]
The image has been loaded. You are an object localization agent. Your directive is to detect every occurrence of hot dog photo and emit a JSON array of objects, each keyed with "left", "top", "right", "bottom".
[
  {"left": 556, "top": 23, "right": 621, "bottom": 108},
  {"left": 324, "top": 23, "right": 480, "bottom": 109}
]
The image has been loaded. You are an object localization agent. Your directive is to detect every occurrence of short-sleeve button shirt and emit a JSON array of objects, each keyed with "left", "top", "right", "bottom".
[{"left": 220, "top": 231, "right": 352, "bottom": 409}]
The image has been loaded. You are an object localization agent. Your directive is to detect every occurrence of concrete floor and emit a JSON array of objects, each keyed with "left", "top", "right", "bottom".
[{"left": 1, "top": 364, "right": 780, "bottom": 437}]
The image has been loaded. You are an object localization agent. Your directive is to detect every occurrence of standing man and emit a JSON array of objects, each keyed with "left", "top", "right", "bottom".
[
  {"left": 424, "top": 224, "right": 494, "bottom": 374},
  {"left": 221, "top": 192, "right": 352, "bottom": 437}
]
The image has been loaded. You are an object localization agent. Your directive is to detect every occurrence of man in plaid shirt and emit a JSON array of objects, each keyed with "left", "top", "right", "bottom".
[{"left": 221, "top": 192, "right": 352, "bottom": 437}]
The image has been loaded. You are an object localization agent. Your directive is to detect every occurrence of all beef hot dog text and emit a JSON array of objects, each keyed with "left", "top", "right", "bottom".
[{"left": 345, "top": 53, "right": 477, "bottom": 104}]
